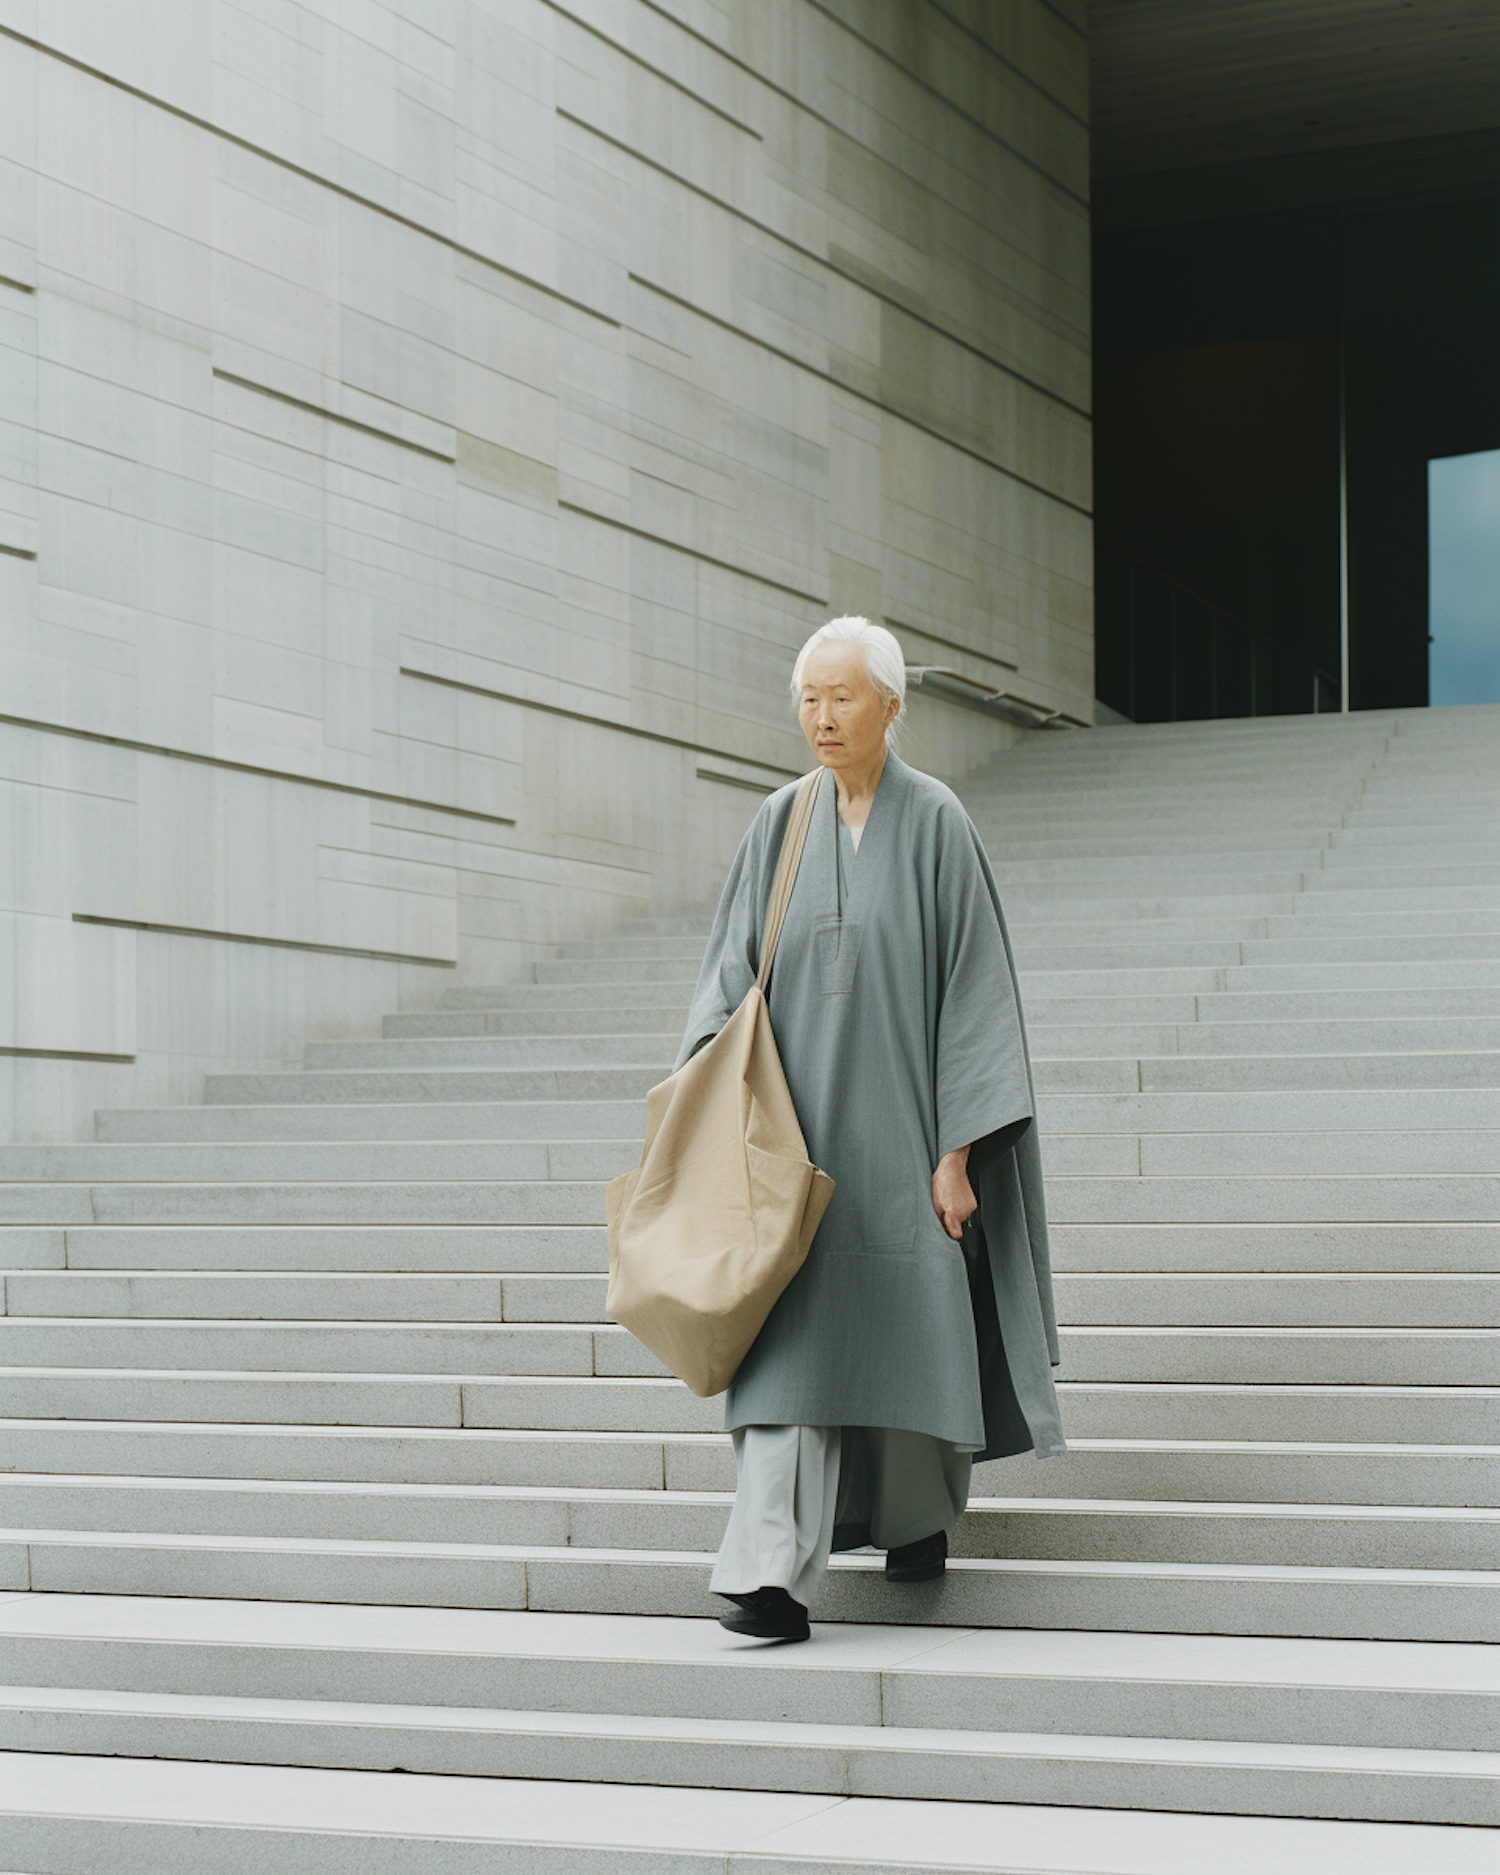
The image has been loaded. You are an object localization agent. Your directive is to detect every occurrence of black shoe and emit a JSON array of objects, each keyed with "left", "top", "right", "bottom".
[
  {"left": 716, "top": 1586, "right": 810, "bottom": 1640},
  {"left": 885, "top": 1529, "right": 947, "bottom": 1582}
]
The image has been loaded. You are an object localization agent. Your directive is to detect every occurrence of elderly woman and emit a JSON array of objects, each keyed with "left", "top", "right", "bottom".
[{"left": 677, "top": 617, "right": 1066, "bottom": 1643}]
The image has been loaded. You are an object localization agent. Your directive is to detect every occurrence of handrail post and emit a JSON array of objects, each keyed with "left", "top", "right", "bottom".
[
  {"left": 1339, "top": 333, "right": 1351, "bottom": 711},
  {"left": 1104, "top": 543, "right": 1343, "bottom": 724},
  {"left": 1169, "top": 584, "right": 1178, "bottom": 722},
  {"left": 1127, "top": 560, "right": 1136, "bottom": 722}
]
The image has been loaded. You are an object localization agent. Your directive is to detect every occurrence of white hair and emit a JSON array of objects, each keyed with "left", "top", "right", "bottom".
[{"left": 790, "top": 616, "right": 907, "bottom": 742}]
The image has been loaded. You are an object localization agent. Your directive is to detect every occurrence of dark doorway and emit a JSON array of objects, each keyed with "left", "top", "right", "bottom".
[
  {"left": 1345, "top": 292, "right": 1500, "bottom": 709},
  {"left": 1093, "top": 198, "right": 1500, "bottom": 721},
  {"left": 1086, "top": 2, "right": 1500, "bottom": 723},
  {"left": 1094, "top": 329, "right": 1341, "bottom": 722}
]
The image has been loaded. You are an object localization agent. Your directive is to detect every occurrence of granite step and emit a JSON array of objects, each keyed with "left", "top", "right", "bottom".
[
  {"left": 8, "top": 1224, "right": 612, "bottom": 1273},
  {"left": 419, "top": 958, "right": 1500, "bottom": 1016},
  {"left": 0, "top": 1311, "right": 1492, "bottom": 1379},
  {"left": 0, "top": 1142, "right": 641, "bottom": 1184},
  {"left": 292, "top": 1016, "right": 1500, "bottom": 1067},
  {"left": 1, "top": 1472, "right": 1495, "bottom": 1565},
  {"left": 6, "top": 1693, "right": 1496, "bottom": 1826},
  {"left": 6, "top": 1268, "right": 1495, "bottom": 1328},
  {"left": 94, "top": 1102, "right": 652, "bottom": 1142},
  {"left": 12, "top": 1169, "right": 1495, "bottom": 1227},
  {"left": 537, "top": 910, "right": 1500, "bottom": 980},
  {"left": 84, "top": 1087, "right": 1500, "bottom": 1143},
  {"left": 6, "top": 1129, "right": 1497, "bottom": 1183},
  {"left": 15, "top": 1218, "right": 1493, "bottom": 1274},
  {"left": 1, "top": 1527, "right": 1493, "bottom": 1640},
  {"left": 1046, "top": 1174, "right": 1500, "bottom": 1223},
  {"left": 47, "top": 1593, "right": 1486, "bottom": 1757},
  {"left": 381, "top": 984, "right": 1500, "bottom": 1035},
  {"left": 196, "top": 1052, "right": 1500, "bottom": 1107},
  {"left": 543, "top": 915, "right": 1500, "bottom": 968},
  {"left": 5, "top": 1418, "right": 1491, "bottom": 1509}
]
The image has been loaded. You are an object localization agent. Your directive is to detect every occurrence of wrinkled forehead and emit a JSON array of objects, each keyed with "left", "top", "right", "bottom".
[{"left": 797, "top": 640, "right": 873, "bottom": 691}]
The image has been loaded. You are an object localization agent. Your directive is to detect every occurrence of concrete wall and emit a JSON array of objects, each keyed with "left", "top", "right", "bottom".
[{"left": 0, "top": 0, "right": 1092, "bottom": 1140}]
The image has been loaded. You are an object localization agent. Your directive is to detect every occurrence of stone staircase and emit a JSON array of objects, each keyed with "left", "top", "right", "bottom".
[{"left": 1, "top": 706, "right": 1497, "bottom": 1870}]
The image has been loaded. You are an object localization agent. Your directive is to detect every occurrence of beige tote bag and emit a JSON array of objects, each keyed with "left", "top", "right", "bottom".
[{"left": 605, "top": 770, "right": 835, "bottom": 1397}]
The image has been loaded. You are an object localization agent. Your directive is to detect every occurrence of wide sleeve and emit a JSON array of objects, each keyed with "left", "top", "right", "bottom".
[
  {"left": 932, "top": 798, "right": 1062, "bottom": 1379},
  {"left": 672, "top": 795, "right": 780, "bottom": 1071},
  {"left": 931, "top": 798, "right": 1035, "bottom": 1162}
]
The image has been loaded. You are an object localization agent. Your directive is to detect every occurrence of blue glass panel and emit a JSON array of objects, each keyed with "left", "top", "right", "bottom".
[{"left": 1429, "top": 450, "right": 1500, "bottom": 707}]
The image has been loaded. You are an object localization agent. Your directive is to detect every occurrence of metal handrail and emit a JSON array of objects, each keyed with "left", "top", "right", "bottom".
[
  {"left": 905, "top": 665, "right": 1091, "bottom": 729},
  {"left": 1097, "top": 543, "right": 1341, "bottom": 721}
]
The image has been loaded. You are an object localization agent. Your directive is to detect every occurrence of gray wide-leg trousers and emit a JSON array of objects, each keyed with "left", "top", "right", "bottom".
[{"left": 710, "top": 1424, "right": 972, "bottom": 1610}]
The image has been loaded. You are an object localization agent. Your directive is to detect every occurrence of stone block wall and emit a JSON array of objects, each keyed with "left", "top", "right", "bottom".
[{"left": 0, "top": 0, "right": 1091, "bottom": 1139}]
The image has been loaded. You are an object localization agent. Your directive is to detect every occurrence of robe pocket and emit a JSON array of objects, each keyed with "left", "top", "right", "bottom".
[
  {"left": 813, "top": 916, "right": 862, "bottom": 996},
  {"left": 823, "top": 1179, "right": 917, "bottom": 1260}
]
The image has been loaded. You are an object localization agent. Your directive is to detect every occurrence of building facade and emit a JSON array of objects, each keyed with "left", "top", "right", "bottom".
[{"left": 0, "top": 0, "right": 1092, "bottom": 1141}]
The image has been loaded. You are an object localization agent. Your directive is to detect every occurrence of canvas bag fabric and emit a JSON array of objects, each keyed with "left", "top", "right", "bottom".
[{"left": 605, "top": 769, "right": 835, "bottom": 1397}]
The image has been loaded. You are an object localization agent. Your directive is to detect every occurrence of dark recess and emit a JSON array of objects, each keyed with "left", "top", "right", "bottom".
[{"left": 1091, "top": 161, "right": 1500, "bottom": 720}]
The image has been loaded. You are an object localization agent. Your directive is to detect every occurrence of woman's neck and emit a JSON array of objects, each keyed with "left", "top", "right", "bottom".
[{"left": 832, "top": 742, "right": 889, "bottom": 816}]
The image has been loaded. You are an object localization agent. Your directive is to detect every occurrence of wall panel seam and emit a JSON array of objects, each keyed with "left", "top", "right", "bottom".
[
  {"left": 558, "top": 111, "right": 1091, "bottom": 417},
  {"left": 400, "top": 666, "right": 801, "bottom": 780},
  {"left": 0, "top": 23, "right": 621, "bottom": 330},
  {"left": 799, "top": 0, "right": 1089, "bottom": 203},
  {"left": 71, "top": 916, "right": 456, "bottom": 969},
  {"left": 212, "top": 372, "right": 457, "bottom": 462},
  {"left": 626, "top": 272, "right": 1092, "bottom": 511},
  {"left": 556, "top": 500, "right": 830, "bottom": 601},
  {"left": 628, "top": 0, "right": 1085, "bottom": 185},
  {"left": 632, "top": 0, "right": 876, "bottom": 151},
  {"left": 629, "top": 0, "right": 814, "bottom": 106},
  {"left": 922, "top": 1, "right": 1089, "bottom": 125},
  {"left": 696, "top": 767, "right": 777, "bottom": 795},
  {"left": 881, "top": 616, "right": 1020, "bottom": 675},
  {"left": 0, "top": 1047, "right": 134, "bottom": 1063},
  {"left": 0, "top": 714, "right": 518, "bottom": 828},
  {"left": 539, "top": 0, "right": 763, "bottom": 138},
  {"left": 1037, "top": 0, "right": 1087, "bottom": 41}
]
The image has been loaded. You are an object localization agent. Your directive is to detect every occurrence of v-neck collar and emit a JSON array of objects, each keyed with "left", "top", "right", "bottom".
[
  {"left": 829, "top": 750, "right": 903, "bottom": 912},
  {"left": 835, "top": 750, "right": 898, "bottom": 840}
]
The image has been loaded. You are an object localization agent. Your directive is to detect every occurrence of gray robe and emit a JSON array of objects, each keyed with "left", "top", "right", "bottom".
[{"left": 677, "top": 753, "right": 1067, "bottom": 1466}]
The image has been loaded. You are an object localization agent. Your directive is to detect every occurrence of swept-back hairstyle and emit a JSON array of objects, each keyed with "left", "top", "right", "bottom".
[{"left": 790, "top": 616, "right": 907, "bottom": 744}]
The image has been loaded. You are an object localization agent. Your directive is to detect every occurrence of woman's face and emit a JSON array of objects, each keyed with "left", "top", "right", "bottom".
[{"left": 797, "top": 642, "right": 898, "bottom": 773}]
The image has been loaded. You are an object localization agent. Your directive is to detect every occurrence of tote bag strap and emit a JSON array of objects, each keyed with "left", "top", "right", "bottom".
[{"left": 756, "top": 767, "right": 824, "bottom": 993}]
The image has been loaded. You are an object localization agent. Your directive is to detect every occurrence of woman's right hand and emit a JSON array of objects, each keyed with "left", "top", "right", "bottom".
[{"left": 932, "top": 1145, "right": 976, "bottom": 1241}]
